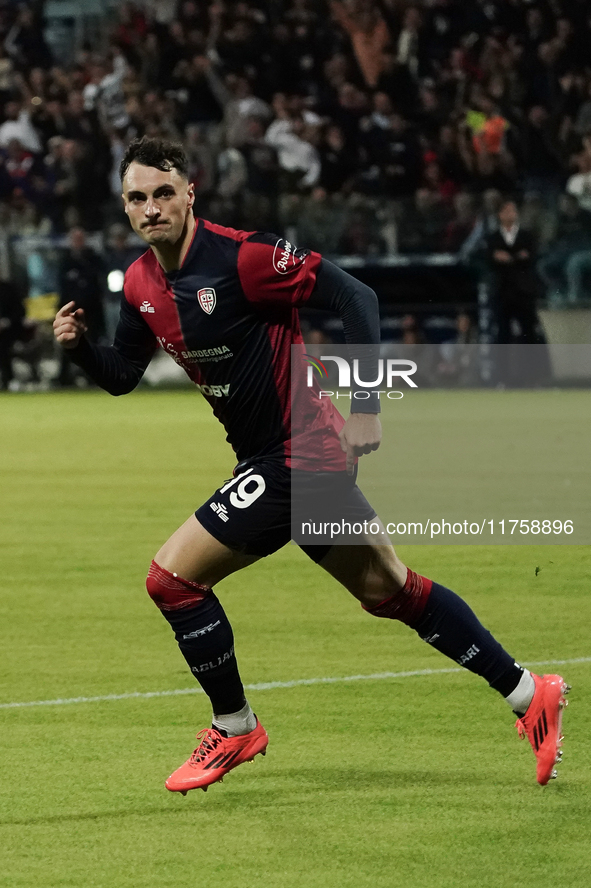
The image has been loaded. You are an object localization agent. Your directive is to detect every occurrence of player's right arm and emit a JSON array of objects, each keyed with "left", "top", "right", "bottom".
[{"left": 52, "top": 294, "right": 157, "bottom": 395}]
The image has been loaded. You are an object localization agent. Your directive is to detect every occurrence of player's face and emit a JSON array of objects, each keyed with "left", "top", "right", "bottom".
[{"left": 122, "top": 162, "right": 195, "bottom": 246}]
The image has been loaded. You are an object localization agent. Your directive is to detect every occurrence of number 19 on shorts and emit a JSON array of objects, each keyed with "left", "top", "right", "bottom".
[{"left": 220, "top": 469, "right": 266, "bottom": 509}]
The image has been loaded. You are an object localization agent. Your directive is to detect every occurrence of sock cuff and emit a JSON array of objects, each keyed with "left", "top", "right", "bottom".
[
  {"left": 363, "top": 568, "right": 432, "bottom": 626},
  {"left": 146, "top": 560, "right": 212, "bottom": 612}
]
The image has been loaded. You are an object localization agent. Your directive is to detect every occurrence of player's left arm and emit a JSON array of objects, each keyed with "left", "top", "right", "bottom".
[
  {"left": 306, "top": 259, "right": 382, "bottom": 473},
  {"left": 238, "top": 238, "right": 382, "bottom": 471}
]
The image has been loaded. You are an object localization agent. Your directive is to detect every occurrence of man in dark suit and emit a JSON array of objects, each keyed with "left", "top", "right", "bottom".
[
  {"left": 486, "top": 199, "right": 544, "bottom": 344},
  {"left": 56, "top": 226, "right": 105, "bottom": 386}
]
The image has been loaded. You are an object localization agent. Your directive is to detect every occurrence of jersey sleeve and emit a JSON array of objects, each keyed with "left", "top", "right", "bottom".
[
  {"left": 307, "top": 259, "right": 381, "bottom": 414},
  {"left": 112, "top": 290, "right": 158, "bottom": 365},
  {"left": 67, "top": 291, "right": 157, "bottom": 395},
  {"left": 237, "top": 232, "right": 322, "bottom": 307}
]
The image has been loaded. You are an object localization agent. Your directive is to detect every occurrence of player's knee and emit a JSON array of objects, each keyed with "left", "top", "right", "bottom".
[
  {"left": 362, "top": 568, "right": 432, "bottom": 627},
  {"left": 353, "top": 554, "right": 407, "bottom": 608},
  {"left": 146, "top": 560, "right": 212, "bottom": 612}
]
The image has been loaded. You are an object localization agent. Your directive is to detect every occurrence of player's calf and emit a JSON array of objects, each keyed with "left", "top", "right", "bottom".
[
  {"left": 364, "top": 568, "right": 533, "bottom": 712},
  {"left": 364, "top": 567, "right": 573, "bottom": 783},
  {"left": 146, "top": 560, "right": 255, "bottom": 732}
]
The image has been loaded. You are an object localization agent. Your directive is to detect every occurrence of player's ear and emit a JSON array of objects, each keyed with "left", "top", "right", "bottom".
[
  {"left": 187, "top": 182, "right": 195, "bottom": 210},
  {"left": 121, "top": 192, "right": 129, "bottom": 215}
]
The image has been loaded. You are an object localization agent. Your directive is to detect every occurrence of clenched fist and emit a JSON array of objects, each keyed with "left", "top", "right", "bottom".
[
  {"left": 339, "top": 412, "right": 382, "bottom": 476},
  {"left": 53, "top": 301, "right": 87, "bottom": 349}
]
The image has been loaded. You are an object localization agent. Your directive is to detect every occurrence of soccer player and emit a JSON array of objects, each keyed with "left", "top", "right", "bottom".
[{"left": 53, "top": 137, "right": 569, "bottom": 792}]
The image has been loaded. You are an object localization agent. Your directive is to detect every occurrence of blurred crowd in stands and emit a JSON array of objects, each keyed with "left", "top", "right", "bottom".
[
  {"left": 2, "top": 0, "right": 591, "bottom": 387},
  {"left": 1, "top": 1, "right": 591, "bottom": 263}
]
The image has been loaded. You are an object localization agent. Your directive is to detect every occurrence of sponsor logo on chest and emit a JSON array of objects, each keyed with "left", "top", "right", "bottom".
[
  {"left": 196, "top": 382, "right": 231, "bottom": 398},
  {"left": 181, "top": 345, "right": 233, "bottom": 363}
]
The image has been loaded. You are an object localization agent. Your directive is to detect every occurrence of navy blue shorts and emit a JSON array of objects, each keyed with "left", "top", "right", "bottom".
[{"left": 195, "top": 459, "right": 376, "bottom": 559}]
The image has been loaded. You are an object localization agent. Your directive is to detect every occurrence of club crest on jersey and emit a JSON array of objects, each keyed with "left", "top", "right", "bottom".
[{"left": 197, "top": 287, "right": 216, "bottom": 314}]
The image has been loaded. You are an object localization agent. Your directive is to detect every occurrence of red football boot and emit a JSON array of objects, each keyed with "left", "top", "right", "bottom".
[
  {"left": 165, "top": 720, "right": 268, "bottom": 794},
  {"left": 515, "top": 674, "right": 571, "bottom": 785}
]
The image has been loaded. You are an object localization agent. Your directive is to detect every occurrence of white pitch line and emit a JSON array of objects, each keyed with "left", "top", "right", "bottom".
[{"left": 1, "top": 656, "right": 589, "bottom": 711}]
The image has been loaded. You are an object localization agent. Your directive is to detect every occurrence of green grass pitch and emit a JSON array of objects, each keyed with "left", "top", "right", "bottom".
[{"left": 1, "top": 389, "right": 589, "bottom": 888}]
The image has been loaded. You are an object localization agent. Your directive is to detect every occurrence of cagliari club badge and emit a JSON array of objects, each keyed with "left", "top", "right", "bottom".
[{"left": 197, "top": 287, "right": 216, "bottom": 314}]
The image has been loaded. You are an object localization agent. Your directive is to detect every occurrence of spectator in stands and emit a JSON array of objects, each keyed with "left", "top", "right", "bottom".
[
  {"left": 4, "top": 6, "right": 51, "bottom": 71},
  {"left": 1, "top": 138, "right": 35, "bottom": 194},
  {"left": 520, "top": 191, "right": 555, "bottom": 253},
  {"left": 0, "top": 276, "right": 25, "bottom": 390},
  {"left": 175, "top": 55, "right": 224, "bottom": 137},
  {"left": 0, "top": 186, "right": 51, "bottom": 237},
  {"left": 396, "top": 6, "right": 423, "bottom": 80},
  {"left": 460, "top": 188, "right": 502, "bottom": 261},
  {"left": 337, "top": 197, "right": 386, "bottom": 256},
  {"left": 0, "top": 98, "right": 41, "bottom": 154},
  {"left": 485, "top": 199, "right": 544, "bottom": 344},
  {"left": 113, "top": 1, "right": 149, "bottom": 69},
  {"left": 574, "top": 80, "right": 591, "bottom": 135},
  {"left": 435, "top": 124, "right": 472, "bottom": 190},
  {"left": 210, "top": 69, "right": 272, "bottom": 149},
  {"left": 467, "top": 95, "right": 509, "bottom": 159},
  {"left": 1, "top": 0, "right": 591, "bottom": 269},
  {"left": 359, "top": 112, "right": 422, "bottom": 199},
  {"left": 83, "top": 51, "right": 129, "bottom": 131},
  {"left": 519, "top": 105, "right": 564, "bottom": 196},
  {"left": 215, "top": 12, "right": 265, "bottom": 79},
  {"left": 30, "top": 96, "right": 67, "bottom": 150},
  {"left": 185, "top": 123, "right": 216, "bottom": 215},
  {"left": 436, "top": 312, "right": 480, "bottom": 387},
  {"left": 421, "top": 160, "right": 458, "bottom": 203},
  {"left": 414, "top": 82, "right": 448, "bottom": 142},
  {"left": 36, "top": 135, "right": 74, "bottom": 231},
  {"left": 158, "top": 21, "right": 190, "bottom": 91},
  {"left": 0, "top": 45, "right": 14, "bottom": 110},
  {"left": 266, "top": 113, "right": 320, "bottom": 194},
  {"left": 444, "top": 192, "right": 478, "bottom": 253},
  {"left": 318, "top": 123, "right": 357, "bottom": 195},
  {"left": 239, "top": 116, "right": 279, "bottom": 230},
  {"left": 56, "top": 227, "right": 105, "bottom": 385},
  {"left": 456, "top": 312, "right": 478, "bottom": 346},
  {"left": 330, "top": 82, "right": 369, "bottom": 149},
  {"left": 538, "top": 193, "right": 591, "bottom": 304},
  {"left": 294, "top": 186, "right": 345, "bottom": 255},
  {"left": 398, "top": 188, "right": 449, "bottom": 254},
  {"left": 400, "top": 313, "right": 425, "bottom": 345},
  {"left": 210, "top": 141, "right": 247, "bottom": 228},
  {"left": 56, "top": 139, "right": 102, "bottom": 231},
  {"left": 329, "top": 0, "right": 391, "bottom": 90},
  {"left": 103, "top": 224, "right": 144, "bottom": 343},
  {"left": 566, "top": 147, "right": 591, "bottom": 212}
]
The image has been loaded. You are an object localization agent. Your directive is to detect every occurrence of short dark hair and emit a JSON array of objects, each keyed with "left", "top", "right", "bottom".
[{"left": 119, "top": 136, "right": 189, "bottom": 183}]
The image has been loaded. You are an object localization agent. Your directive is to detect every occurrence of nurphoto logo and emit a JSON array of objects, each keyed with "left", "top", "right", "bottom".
[{"left": 305, "top": 356, "right": 418, "bottom": 388}]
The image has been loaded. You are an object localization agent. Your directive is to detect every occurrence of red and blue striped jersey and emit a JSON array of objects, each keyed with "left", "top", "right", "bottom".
[{"left": 117, "top": 219, "right": 346, "bottom": 470}]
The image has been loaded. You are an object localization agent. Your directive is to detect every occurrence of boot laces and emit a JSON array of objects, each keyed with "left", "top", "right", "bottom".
[
  {"left": 189, "top": 728, "right": 224, "bottom": 764},
  {"left": 515, "top": 717, "right": 526, "bottom": 739}
]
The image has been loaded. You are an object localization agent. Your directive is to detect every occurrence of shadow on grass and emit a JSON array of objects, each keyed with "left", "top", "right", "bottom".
[
  {"left": 0, "top": 805, "right": 189, "bottom": 827},
  {"left": 1, "top": 767, "right": 502, "bottom": 826},
  {"left": 257, "top": 766, "right": 494, "bottom": 792}
]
